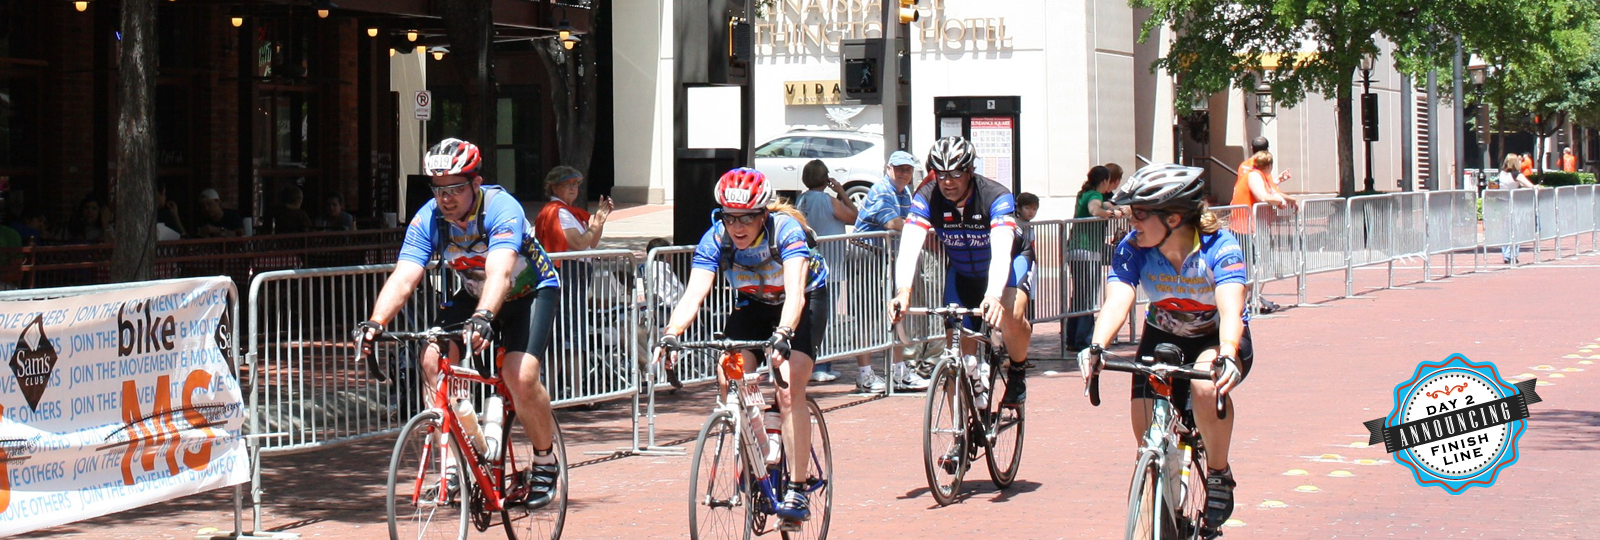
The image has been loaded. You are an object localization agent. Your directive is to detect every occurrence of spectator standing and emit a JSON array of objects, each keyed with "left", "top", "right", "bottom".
[
  {"left": 195, "top": 188, "right": 245, "bottom": 238},
  {"left": 850, "top": 150, "right": 922, "bottom": 394},
  {"left": 795, "top": 159, "right": 865, "bottom": 384},
  {"left": 534, "top": 165, "right": 614, "bottom": 254},
  {"left": 1562, "top": 147, "right": 1578, "bottom": 173},
  {"left": 1497, "top": 153, "right": 1537, "bottom": 264},
  {"left": 314, "top": 192, "right": 357, "bottom": 231},
  {"left": 10, "top": 209, "right": 47, "bottom": 245},
  {"left": 1064, "top": 166, "right": 1118, "bottom": 350},
  {"left": 1520, "top": 153, "right": 1536, "bottom": 179}
]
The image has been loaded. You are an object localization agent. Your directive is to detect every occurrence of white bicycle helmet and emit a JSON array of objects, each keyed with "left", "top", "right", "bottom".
[
  {"left": 1111, "top": 163, "right": 1206, "bottom": 210},
  {"left": 926, "top": 136, "right": 976, "bottom": 172}
]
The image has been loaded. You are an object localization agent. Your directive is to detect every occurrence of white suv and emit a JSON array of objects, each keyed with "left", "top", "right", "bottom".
[{"left": 754, "top": 130, "right": 890, "bottom": 206}]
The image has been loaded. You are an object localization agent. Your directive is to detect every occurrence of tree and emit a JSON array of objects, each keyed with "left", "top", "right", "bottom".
[
  {"left": 537, "top": 35, "right": 599, "bottom": 187},
  {"left": 1134, "top": 0, "right": 1592, "bottom": 195},
  {"left": 437, "top": 0, "right": 498, "bottom": 180},
  {"left": 112, "top": 0, "right": 157, "bottom": 282}
]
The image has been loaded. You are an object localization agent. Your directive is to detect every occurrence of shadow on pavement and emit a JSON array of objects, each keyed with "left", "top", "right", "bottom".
[{"left": 1524, "top": 408, "right": 1600, "bottom": 451}]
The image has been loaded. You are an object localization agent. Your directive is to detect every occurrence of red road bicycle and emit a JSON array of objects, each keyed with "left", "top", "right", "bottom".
[{"left": 359, "top": 326, "right": 568, "bottom": 540}]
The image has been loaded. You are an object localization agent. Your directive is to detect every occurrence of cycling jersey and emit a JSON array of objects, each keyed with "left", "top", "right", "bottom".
[
  {"left": 691, "top": 211, "right": 828, "bottom": 304},
  {"left": 1109, "top": 229, "right": 1249, "bottom": 337},
  {"left": 399, "top": 185, "right": 561, "bottom": 299},
  {"left": 906, "top": 173, "right": 1021, "bottom": 278}
]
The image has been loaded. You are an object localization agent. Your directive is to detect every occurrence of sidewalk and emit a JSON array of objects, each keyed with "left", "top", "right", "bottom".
[{"left": 22, "top": 253, "right": 1600, "bottom": 539}]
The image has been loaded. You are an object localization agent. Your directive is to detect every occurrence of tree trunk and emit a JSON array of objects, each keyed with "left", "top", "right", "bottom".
[
  {"left": 112, "top": 0, "right": 158, "bottom": 282},
  {"left": 437, "top": 0, "right": 498, "bottom": 181},
  {"left": 537, "top": 38, "right": 599, "bottom": 197},
  {"left": 1337, "top": 77, "right": 1357, "bottom": 196}
]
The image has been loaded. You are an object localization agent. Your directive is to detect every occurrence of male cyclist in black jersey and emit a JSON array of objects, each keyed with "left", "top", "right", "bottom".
[
  {"left": 1078, "top": 164, "right": 1251, "bottom": 532},
  {"left": 888, "top": 137, "right": 1034, "bottom": 407}
]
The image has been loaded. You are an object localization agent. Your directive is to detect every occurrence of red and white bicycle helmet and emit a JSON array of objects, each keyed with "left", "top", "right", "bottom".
[
  {"left": 423, "top": 138, "right": 482, "bottom": 177},
  {"left": 714, "top": 167, "right": 774, "bottom": 211}
]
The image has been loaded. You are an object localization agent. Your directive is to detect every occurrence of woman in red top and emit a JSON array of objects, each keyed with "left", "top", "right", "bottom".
[{"left": 533, "top": 165, "right": 614, "bottom": 253}]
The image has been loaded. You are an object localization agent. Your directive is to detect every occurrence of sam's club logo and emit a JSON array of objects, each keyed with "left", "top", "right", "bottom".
[{"left": 1362, "top": 354, "right": 1541, "bottom": 494}]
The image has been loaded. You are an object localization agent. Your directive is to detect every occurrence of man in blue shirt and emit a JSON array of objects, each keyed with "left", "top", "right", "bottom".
[
  {"left": 854, "top": 150, "right": 917, "bottom": 232},
  {"left": 855, "top": 150, "right": 929, "bottom": 392}
]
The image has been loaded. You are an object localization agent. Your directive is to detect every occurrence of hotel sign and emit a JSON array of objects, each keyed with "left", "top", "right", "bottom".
[
  {"left": 784, "top": 80, "right": 843, "bottom": 105},
  {"left": 756, "top": 0, "right": 1014, "bottom": 55}
]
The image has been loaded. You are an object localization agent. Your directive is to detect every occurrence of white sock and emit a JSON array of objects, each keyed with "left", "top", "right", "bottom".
[
  {"left": 532, "top": 447, "right": 558, "bottom": 465},
  {"left": 859, "top": 366, "right": 874, "bottom": 378}
]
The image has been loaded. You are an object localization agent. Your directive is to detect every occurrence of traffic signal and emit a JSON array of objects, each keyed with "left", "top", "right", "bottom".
[
  {"left": 1361, "top": 92, "right": 1379, "bottom": 142},
  {"left": 897, "top": 0, "right": 920, "bottom": 24},
  {"left": 840, "top": 39, "right": 884, "bottom": 105}
]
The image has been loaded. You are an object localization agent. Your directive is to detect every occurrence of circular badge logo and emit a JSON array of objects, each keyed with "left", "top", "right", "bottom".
[{"left": 1363, "top": 354, "right": 1542, "bottom": 494}]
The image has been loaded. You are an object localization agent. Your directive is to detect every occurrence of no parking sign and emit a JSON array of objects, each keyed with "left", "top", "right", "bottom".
[{"left": 414, "top": 91, "right": 432, "bottom": 121}]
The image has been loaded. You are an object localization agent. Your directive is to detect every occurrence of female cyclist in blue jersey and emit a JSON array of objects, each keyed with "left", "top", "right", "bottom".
[
  {"left": 1077, "top": 163, "right": 1252, "bottom": 530},
  {"left": 355, "top": 138, "right": 563, "bottom": 507},
  {"left": 655, "top": 167, "right": 831, "bottom": 528},
  {"left": 888, "top": 136, "right": 1034, "bottom": 407}
]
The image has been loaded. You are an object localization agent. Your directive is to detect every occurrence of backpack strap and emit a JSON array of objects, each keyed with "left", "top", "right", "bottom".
[{"left": 432, "top": 186, "right": 503, "bottom": 308}]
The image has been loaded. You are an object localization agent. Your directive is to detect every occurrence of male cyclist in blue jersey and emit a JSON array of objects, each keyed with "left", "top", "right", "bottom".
[
  {"left": 1077, "top": 164, "right": 1251, "bottom": 532},
  {"left": 888, "top": 136, "right": 1034, "bottom": 407},
  {"left": 655, "top": 167, "right": 831, "bottom": 529},
  {"left": 355, "top": 138, "right": 563, "bottom": 507}
]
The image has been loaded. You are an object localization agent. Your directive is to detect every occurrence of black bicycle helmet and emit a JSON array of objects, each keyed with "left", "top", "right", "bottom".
[
  {"left": 926, "top": 136, "right": 976, "bottom": 172},
  {"left": 1111, "top": 163, "right": 1206, "bottom": 210}
]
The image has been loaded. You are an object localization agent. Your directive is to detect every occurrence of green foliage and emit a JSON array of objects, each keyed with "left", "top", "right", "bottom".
[
  {"left": 1132, "top": 0, "right": 1600, "bottom": 195},
  {"left": 1529, "top": 172, "right": 1598, "bottom": 186}
]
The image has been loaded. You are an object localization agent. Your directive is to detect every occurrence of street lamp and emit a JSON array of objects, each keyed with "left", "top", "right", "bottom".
[
  {"left": 1358, "top": 51, "right": 1378, "bottom": 192},
  {"left": 1468, "top": 56, "right": 1490, "bottom": 192},
  {"left": 1254, "top": 82, "right": 1275, "bottom": 121}
]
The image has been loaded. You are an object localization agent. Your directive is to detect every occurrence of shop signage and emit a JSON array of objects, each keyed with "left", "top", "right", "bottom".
[{"left": 784, "top": 80, "right": 843, "bottom": 105}]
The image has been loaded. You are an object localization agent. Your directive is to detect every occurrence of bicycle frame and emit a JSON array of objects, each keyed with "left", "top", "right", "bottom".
[{"left": 393, "top": 331, "right": 520, "bottom": 515}]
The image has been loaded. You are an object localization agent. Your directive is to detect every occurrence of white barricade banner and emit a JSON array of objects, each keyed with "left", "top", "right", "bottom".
[{"left": 0, "top": 277, "right": 247, "bottom": 535}]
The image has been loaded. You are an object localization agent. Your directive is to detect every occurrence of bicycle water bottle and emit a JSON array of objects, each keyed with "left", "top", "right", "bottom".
[
  {"left": 1176, "top": 443, "right": 1193, "bottom": 503},
  {"left": 481, "top": 396, "right": 506, "bottom": 462},
  {"left": 743, "top": 376, "right": 770, "bottom": 460},
  {"left": 453, "top": 398, "right": 489, "bottom": 455},
  {"left": 763, "top": 409, "right": 783, "bottom": 465}
]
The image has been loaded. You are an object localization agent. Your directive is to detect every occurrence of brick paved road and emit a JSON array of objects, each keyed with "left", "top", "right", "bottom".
[{"left": 22, "top": 251, "right": 1600, "bottom": 539}]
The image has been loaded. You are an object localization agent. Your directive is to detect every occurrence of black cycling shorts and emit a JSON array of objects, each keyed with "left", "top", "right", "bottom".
[
  {"left": 439, "top": 287, "right": 560, "bottom": 359},
  {"left": 722, "top": 287, "right": 829, "bottom": 362},
  {"left": 1130, "top": 323, "right": 1254, "bottom": 404},
  {"left": 943, "top": 253, "right": 1034, "bottom": 330}
]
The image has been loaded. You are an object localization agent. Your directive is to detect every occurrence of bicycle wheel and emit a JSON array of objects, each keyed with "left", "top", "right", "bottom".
[
  {"left": 689, "top": 409, "right": 754, "bottom": 540},
  {"left": 501, "top": 415, "right": 568, "bottom": 540},
  {"left": 387, "top": 409, "right": 470, "bottom": 540},
  {"left": 1124, "top": 452, "right": 1166, "bottom": 540},
  {"left": 1177, "top": 439, "right": 1209, "bottom": 540},
  {"left": 782, "top": 398, "right": 832, "bottom": 540},
  {"left": 984, "top": 359, "right": 1025, "bottom": 488},
  {"left": 921, "top": 358, "right": 967, "bottom": 506}
]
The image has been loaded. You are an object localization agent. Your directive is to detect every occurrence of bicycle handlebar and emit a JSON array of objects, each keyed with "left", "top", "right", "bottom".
[
  {"left": 353, "top": 326, "right": 470, "bottom": 385},
  {"left": 1086, "top": 346, "right": 1228, "bottom": 420},
  {"left": 669, "top": 339, "right": 773, "bottom": 352},
  {"left": 903, "top": 305, "right": 985, "bottom": 318}
]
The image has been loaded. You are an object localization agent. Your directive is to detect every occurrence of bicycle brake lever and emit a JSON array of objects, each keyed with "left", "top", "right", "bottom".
[
  {"left": 1213, "top": 368, "right": 1229, "bottom": 420},
  {"left": 357, "top": 337, "right": 391, "bottom": 384}
]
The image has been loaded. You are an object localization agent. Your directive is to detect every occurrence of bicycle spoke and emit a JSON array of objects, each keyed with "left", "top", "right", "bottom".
[
  {"left": 690, "top": 411, "right": 751, "bottom": 540},
  {"left": 387, "top": 410, "right": 469, "bottom": 540},
  {"left": 501, "top": 417, "right": 568, "bottom": 540},
  {"left": 922, "top": 360, "right": 966, "bottom": 506}
]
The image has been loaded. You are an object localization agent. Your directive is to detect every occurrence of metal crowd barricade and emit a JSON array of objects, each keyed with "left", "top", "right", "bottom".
[
  {"left": 1296, "top": 198, "right": 1349, "bottom": 303},
  {"left": 1345, "top": 195, "right": 1392, "bottom": 294},
  {"left": 1246, "top": 202, "right": 1298, "bottom": 313},
  {"left": 1535, "top": 187, "right": 1558, "bottom": 261},
  {"left": 813, "top": 232, "right": 897, "bottom": 361},
  {"left": 1557, "top": 186, "right": 1581, "bottom": 258},
  {"left": 1061, "top": 216, "right": 1122, "bottom": 342},
  {"left": 545, "top": 249, "right": 644, "bottom": 407},
  {"left": 1024, "top": 219, "right": 1069, "bottom": 325}
]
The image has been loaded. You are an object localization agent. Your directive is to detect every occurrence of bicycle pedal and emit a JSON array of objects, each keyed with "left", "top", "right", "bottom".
[{"left": 776, "top": 518, "right": 804, "bottom": 532}]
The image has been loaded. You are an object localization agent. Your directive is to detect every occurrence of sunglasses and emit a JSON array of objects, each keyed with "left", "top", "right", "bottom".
[
  {"left": 715, "top": 209, "right": 766, "bottom": 225},
  {"left": 1129, "top": 208, "right": 1168, "bottom": 221},
  {"left": 933, "top": 169, "right": 969, "bottom": 181},
  {"left": 430, "top": 181, "right": 473, "bottom": 198}
]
